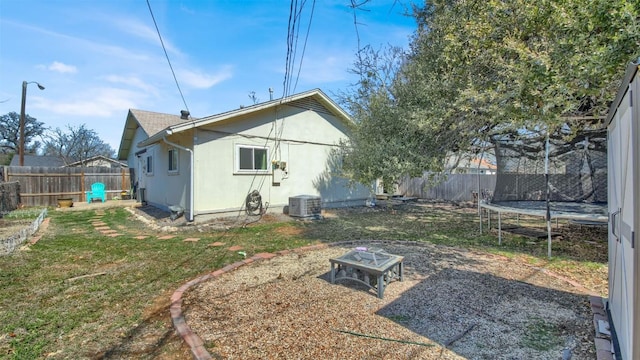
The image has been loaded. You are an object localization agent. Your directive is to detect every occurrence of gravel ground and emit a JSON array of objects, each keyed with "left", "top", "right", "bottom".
[{"left": 183, "top": 241, "right": 596, "bottom": 360}]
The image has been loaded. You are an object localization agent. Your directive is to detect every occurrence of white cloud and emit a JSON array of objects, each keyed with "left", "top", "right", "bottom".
[
  {"left": 47, "top": 61, "right": 78, "bottom": 74},
  {"left": 178, "top": 66, "right": 234, "bottom": 89},
  {"left": 111, "top": 18, "right": 182, "bottom": 56},
  {"left": 31, "top": 87, "right": 142, "bottom": 117},
  {"left": 103, "top": 75, "right": 158, "bottom": 95}
]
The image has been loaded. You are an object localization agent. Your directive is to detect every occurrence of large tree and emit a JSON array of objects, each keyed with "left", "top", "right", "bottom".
[
  {"left": 338, "top": 45, "right": 445, "bottom": 192},
  {"left": 42, "top": 124, "right": 115, "bottom": 165},
  {"left": 0, "top": 111, "right": 46, "bottom": 154},
  {"left": 340, "top": 0, "right": 640, "bottom": 189},
  {"left": 405, "top": 0, "right": 640, "bottom": 133}
]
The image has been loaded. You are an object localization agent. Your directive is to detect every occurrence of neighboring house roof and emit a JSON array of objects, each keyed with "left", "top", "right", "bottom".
[
  {"left": 118, "top": 109, "right": 190, "bottom": 160},
  {"left": 9, "top": 155, "right": 66, "bottom": 167},
  {"left": 117, "top": 89, "right": 352, "bottom": 157},
  {"left": 445, "top": 153, "right": 497, "bottom": 172},
  {"left": 64, "top": 155, "right": 128, "bottom": 168},
  {"left": 463, "top": 157, "right": 497, "bottom": 170}
]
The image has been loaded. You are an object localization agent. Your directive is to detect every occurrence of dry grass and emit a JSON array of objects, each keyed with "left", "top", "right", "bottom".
[{"left": 0, "top": 200, "right": 607, "bottom": 359}]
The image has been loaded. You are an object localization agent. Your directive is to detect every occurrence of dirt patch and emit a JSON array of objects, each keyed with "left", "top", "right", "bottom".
[
  {"left": 183, "top": 241, "right": 597, "bottom": 359},
  {"left": 274, "top": 225, "right": 304, "bottom": 236},
  {"left": 0, "top": 219, "right": 33, "bottom": 239},
  {"left": 130, "top": 205, "right": 295, "bottom": 232}
]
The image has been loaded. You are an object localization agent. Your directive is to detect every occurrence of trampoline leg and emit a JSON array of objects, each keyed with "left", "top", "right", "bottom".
[
  {"left": 547, "top": 220, "right": 552, "bottom": 258},
  {"left": 498, "top": 212, "right": 502, "bottom": 245}
]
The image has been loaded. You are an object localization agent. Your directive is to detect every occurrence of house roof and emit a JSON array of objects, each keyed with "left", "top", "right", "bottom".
[
  {"left": 122, "top": 89, "right": 352, "bottom": 151},
  {"left": 117, "top": 109, "right": 190, "bottom": 160},
  {"left": 9, "top": 155, "right": 66, "bottom": 167},
  {"left": 64, "top": 155, "right": 128, "bottom": 168},
  {"left": 466, "top": 157, "right": 497, "bottom": 170},
  {"left": 445, "top": 153, "right": 497, "bottom": 170}
]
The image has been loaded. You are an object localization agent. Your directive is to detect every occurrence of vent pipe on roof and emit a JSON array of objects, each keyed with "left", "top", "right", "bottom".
[
  {"left": 180, "top": 110, "right": 190, "bottom": 120},
  {"left": 269, "top": 87, "right": 273, "bottom": 101}
]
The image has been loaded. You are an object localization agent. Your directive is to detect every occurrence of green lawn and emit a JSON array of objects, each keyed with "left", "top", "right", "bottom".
[{"left": 0, "top": 202, "right": 608, "bottom": 359}]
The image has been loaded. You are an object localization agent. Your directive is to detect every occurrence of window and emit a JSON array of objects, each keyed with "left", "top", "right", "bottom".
[
  {"left": 236, "top": 145, "right": 268, "bottom": 172},
  {"left": 146, "top": 155, "right": 153, "bottom": 175},
  {"left": 168, "top": 148, "right": 179, "bottom": 173}
]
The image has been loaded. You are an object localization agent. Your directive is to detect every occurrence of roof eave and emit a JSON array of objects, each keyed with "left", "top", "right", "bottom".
[
  {"left": 606, "top": 60, "right": 639, "bottom": 126},
  {"left": 138, "top": 128, "right": 172, "bottom": 148},
  {"left": 167, "top": 89, "right": 353, "bottom": 136},
  {"left": 117, "top": 110, "right": 144, "bottom": 160}
]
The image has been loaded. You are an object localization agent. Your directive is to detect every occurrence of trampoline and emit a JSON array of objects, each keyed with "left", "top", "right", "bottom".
[
  {"left": 479, "top": 125, "right": 608, "bottom": 257},
  {"left": 481, "top": 200, "right": 607, "bottom": 220}
]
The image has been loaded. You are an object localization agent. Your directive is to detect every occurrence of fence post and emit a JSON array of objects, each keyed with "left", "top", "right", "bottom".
[{"left": 81, "top": 170, "right": 85, "bottom": 202}]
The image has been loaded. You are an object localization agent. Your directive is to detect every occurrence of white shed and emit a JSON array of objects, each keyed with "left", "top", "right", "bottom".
[{"left": 606, "top": 60, "right": 640, "bottom": 360}]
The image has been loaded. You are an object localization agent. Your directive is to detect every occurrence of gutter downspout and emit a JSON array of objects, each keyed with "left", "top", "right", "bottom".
[{"left": 162, "top": 134, "right": 194, "bottom": 222}]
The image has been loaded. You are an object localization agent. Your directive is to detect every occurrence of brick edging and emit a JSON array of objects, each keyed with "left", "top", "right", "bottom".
[
  {"left": 170, "top": 240, "right": 605, "bottom": 359},
  {"left": 170, "top": 239, "right": 489, "bottom": 358},
  {"left": 170, "top": 243, "right": 331, "bottom": 360}
]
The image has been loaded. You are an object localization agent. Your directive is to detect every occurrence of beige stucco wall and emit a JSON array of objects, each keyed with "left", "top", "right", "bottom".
[
  {"left": 190, "top": 104, "right": 369, "bottom": 215},
  {"left": 127, "top": 127, "right": 191, "bottom": 214},
  {"left": 129, "top": 102, "right": 371, "bottom": 218}
]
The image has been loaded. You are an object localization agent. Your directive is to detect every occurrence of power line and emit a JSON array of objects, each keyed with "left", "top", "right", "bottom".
[
  {"left": 283, "top": 0, "right": 315, "bottom": 98},
  {"left": 282, "top": 0, "right": 298, "bottom": 98},
  {"left": 292, "top": 0, "right": 316, "bottom": 94},
  {"left": 146, "top": 0, "right": 190, "bottom": 114}
]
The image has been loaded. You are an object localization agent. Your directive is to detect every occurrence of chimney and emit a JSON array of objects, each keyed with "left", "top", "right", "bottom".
[{"left": 180, "top": 110, "right": 190, "bottom": 120}]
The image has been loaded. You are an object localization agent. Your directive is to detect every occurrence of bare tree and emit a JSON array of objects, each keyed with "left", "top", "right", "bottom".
[
  {"left": 42, "top": 124, "right": 114, "bottom": 165},
  {"left": 248, "top": 91, "right": 260, "bottom": 104},
  {"left": 0, "top": 111, "right": 46, "bottom": 154}
]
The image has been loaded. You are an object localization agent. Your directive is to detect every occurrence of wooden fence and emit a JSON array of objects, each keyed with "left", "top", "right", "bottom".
[
  {"left": 399, "top": 173, "right": 497, "bottom": 202},
  {"left": 2, "top": 166, "right": 131, "bottom": 207}
]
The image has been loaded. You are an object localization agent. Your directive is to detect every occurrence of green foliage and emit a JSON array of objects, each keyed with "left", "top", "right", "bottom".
[
  {"left": 338, "top": 46, "right": 445, "bottom": 191},
  {"left": 2, "top": 208, "right": 43, "bottom": 220},
  {"left": 409, "top": 0, "right": 640, "bottom": 130},
  {"left": 521, "top": 317, "right": 564, "bottom": 351},
  {"left": 340, "top": 0, "right": 640, "bottom": 187}
]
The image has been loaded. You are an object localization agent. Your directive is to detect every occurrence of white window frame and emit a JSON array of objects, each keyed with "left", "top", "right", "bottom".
[
  {"left": 146, "top": 154, "right": 154, "bottom": 175},
  {"left": 235, "top": 144, "right": 269, "bottom": 173},
  {"left": 168, "top": 148, "right": 179, "bottom": 174}
]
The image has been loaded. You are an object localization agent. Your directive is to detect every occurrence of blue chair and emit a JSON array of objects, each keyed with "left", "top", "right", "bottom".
[{"left": 86, "top": 182, "right": 106, "bottom": 203}]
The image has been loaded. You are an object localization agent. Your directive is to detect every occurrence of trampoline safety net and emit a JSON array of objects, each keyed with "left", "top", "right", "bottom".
[{"left": 491, "top": 127, "right": 607, "bottom": 204}]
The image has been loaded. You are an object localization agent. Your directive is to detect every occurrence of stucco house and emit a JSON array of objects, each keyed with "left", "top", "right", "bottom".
[{"left": 117, "top": 89, "right": 370, "bottom": 221}]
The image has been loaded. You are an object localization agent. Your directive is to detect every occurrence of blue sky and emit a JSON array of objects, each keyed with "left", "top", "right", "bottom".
[{"left": 0, "top": 0, "right": 417, "bottom": 153}]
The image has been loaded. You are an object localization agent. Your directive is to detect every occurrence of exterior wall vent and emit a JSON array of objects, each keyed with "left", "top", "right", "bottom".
[{"left": 288, "top": 195, "right": 321, "bottom": 217}]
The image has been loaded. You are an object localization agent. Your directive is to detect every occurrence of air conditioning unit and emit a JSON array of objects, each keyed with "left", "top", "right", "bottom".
[{"left": 288, "top": 195, "right": 321, "bottom": 217}]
